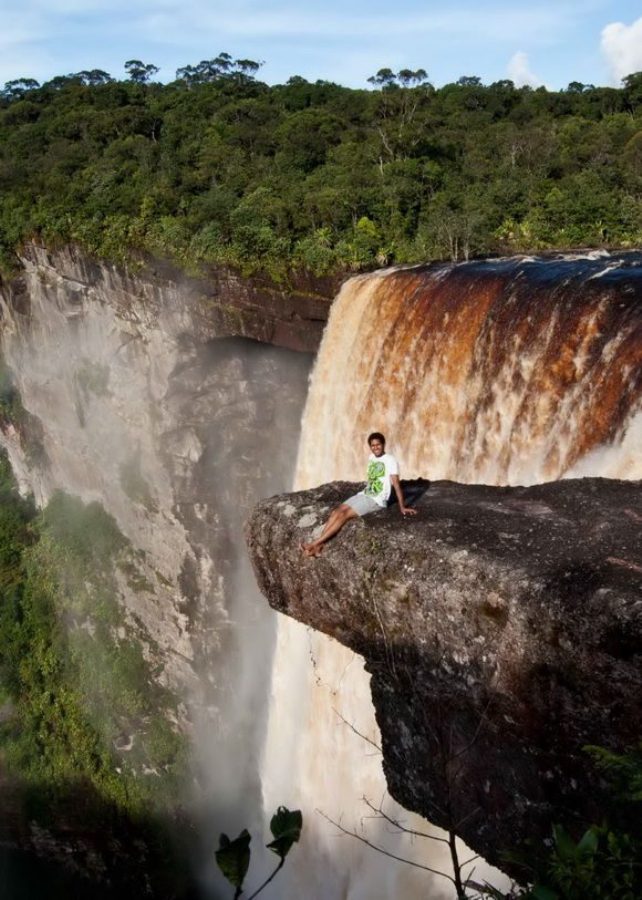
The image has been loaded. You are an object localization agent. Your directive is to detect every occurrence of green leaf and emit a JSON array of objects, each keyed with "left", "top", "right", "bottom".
[
  {"left": 531, "top": 885, "right": 559, "bottom": 900},
  {"left": 266, "top": 806, "right": 303, "bottom": 859},
  {"left": 576, "top": 826, "right": 599, "bottom": 856},
  {"left": 552, "top": 824, "right": 576, "bottom": 861},
  {"left": 215, "top": 829, "right": 251, "bottom": 889}
]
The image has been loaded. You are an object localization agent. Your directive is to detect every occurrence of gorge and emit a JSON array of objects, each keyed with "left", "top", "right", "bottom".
[
  {"left": 0, "top": 243, "right": 331, "bottom": 896},
  {"left": 0, "top": 246, "right": 641, "bottom": 898}
]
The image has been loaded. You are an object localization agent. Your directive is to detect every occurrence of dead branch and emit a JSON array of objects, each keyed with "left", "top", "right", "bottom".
[
  {"left": 361, "top": 796, "right": 451, "bottom": 845},
  {"left": 332, "top": 707, "right": 382, "bottom": 753},
  {"left": 316, "top": 809, "right": 458, "bottom": 888}
]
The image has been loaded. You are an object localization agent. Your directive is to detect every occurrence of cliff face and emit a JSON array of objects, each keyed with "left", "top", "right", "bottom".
[
  {"left": 0, "top": 244, "right": 330, "bottom": 701},
  {"left": 8, "top": 243, "right": 335, "bottom": 352},
  {"left": 0, "top": 244, "right": 338, "bottom": 885},
  {"left": 246, "top": 478, "right": 642, "bottom": 870}
]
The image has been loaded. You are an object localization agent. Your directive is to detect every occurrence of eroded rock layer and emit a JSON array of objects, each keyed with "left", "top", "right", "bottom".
[{"left": 247, "top": 477, "right": 642, "bottom": 870}]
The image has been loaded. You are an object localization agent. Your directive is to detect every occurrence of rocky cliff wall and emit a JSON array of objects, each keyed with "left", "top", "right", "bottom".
[
  {"left": 0, "top": 244, "right": 327, "bottom": 701},
  {"left": 0, "top": 245, "right": 327, "bottom": 883}
]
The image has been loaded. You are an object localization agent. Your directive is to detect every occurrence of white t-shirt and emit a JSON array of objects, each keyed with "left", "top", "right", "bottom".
[{"left": 362, "top": 452, "right": 399, "bottom": 508}]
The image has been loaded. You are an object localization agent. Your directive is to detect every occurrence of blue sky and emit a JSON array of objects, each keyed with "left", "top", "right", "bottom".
[{"left": 2, "top": 0, "right": 642, "bottom": 91}]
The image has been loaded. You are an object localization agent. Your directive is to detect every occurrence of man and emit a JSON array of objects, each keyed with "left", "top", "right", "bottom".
[{"left": 301, "top": 432, "right": 417, "bottom": 557}]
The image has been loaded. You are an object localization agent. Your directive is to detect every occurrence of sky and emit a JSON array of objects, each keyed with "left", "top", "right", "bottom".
[{"left": 1, "top": 0, "right": 642, "bottom": 92}]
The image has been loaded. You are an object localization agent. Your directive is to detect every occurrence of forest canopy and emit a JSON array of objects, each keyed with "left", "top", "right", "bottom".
[{"left": 1, "top": 57, "right": 641, "bottom": 277}]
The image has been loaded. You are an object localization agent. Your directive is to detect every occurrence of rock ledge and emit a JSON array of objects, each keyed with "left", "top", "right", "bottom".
[{"left": 246, "top": 478, "right": 642, "bottom": 869}]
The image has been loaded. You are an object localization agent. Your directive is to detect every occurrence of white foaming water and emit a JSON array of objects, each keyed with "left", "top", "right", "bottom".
[
  {"left": 260, "top": 262, "right": 642, "bottom": 899},
  {"left": 565, "top": 408, "right": 642, "bottom": 480}
]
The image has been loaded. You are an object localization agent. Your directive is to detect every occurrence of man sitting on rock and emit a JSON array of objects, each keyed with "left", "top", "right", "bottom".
[{"left": 301, "top": 432, "right": 417, "bottom": 557}]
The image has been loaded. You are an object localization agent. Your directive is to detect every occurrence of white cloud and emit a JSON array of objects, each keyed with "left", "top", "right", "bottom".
[
  {"left": 601, "top": 17, "right": 642, "bottom": 84},
  {"left": 507, "top": 51, "right": 543, "bottom": 87}
]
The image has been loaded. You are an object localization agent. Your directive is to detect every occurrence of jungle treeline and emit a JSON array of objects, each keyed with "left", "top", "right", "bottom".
[{"left": 1, "top": 56, "right": 641, "bottom": 277}]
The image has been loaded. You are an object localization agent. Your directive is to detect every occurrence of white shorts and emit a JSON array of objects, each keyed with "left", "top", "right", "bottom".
[{"left": 344, "top": 493, "right": 382, "bottom": 516}]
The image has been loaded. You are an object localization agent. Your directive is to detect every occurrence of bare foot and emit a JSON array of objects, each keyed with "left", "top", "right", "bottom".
[{"left": 300, "top": 541, "right": 322, "bottom": 558}]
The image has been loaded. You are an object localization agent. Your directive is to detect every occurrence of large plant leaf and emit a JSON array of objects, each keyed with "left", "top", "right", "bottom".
[
  {"left": 552, "top": 824, "right": 576, "bottom": 861},
  {"left": 266, "top": 806, "right": 302, "bottom": 859},
  {"left": 576, "top": 826, "right": 599, "bottom": 856},
  {"left": 215, "top": 829, "right": 251, "bottom": 889}
]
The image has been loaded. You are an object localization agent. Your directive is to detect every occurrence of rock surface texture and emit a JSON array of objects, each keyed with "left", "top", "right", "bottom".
[
  {"left": 9, "top": 242, "right": 335, "bottom": 352},
  {"left": 246, "top": 478, "right": 642, "bottom": 871},
  {"left": 0, "top": 243, "right": 336, "bottom": 882},
  {"left": 0, "top": 243, "right": 329, "bottom": 698}
]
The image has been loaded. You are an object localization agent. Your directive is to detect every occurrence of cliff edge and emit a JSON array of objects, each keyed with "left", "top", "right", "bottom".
[
  {"left": 246, "top": 478, "right": 642, "bottom": 870},
  {"left": 5, "top": 242, "right": 337, "bottom": 353}
]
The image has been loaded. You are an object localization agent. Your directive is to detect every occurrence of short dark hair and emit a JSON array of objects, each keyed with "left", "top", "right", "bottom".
[{"left": 368, "top": 432, "right": 386, "bottom": 445}]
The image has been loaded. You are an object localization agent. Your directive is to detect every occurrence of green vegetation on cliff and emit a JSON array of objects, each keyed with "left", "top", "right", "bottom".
[
  {"left": 0, "top": 451, "right": 186, "bottom": 818},
  {"left": 0, "top": 59, "right": 641, "bottom": 276}
]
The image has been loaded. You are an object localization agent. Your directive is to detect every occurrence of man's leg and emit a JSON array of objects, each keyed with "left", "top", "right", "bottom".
[{"left": 301, "top": 503, "right": 358, "bottom": 557}]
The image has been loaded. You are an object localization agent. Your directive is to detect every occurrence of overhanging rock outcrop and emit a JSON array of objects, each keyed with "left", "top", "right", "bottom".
[{"left": 246, "top": 478, "right": 642, "bottom": 870}]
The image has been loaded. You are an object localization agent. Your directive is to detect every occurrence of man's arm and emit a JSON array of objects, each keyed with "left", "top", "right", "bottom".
[{"left": 391, "top": 474, "right": 417, "bottom": 517}]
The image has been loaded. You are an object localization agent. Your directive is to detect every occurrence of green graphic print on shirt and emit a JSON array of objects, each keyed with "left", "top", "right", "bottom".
[{"left": 365, "top": 460, "right": 386, "bottom": 497}]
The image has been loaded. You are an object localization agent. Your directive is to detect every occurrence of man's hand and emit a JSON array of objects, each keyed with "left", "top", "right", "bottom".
[{"left": 391, "top": 475, "right": 417, "bottom": 517}]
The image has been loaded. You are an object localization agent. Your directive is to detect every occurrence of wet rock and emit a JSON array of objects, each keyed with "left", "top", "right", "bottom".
[{"left": 246, "top": 477, "right": 642, "bottom": 872}]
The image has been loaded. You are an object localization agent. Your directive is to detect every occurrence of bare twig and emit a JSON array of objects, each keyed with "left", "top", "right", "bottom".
[
  {"left": 245, "top": 857, "right": 285, "bottom": 900},
  {"left": 316, "top": 809, "right": 457, "bottom": 887},
  {"left": 361, "top": 796, "right": 450, "bottom": 845},
  {"left": 455, "top": 806, "right": 482, "bottom": 830},
  {"left": 333, "top": 708, "right": 382, "bottom": 753}
]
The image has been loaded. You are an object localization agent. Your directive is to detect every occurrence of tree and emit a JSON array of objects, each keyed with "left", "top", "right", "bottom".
[
  {"left": 367, "top": 67, "right": 397, "bottom": 90},
  {"left": 398, "top": 68, "right": 429, "bottom": 87},
  {"left": 0, "top": 53, "right": 641, "bottom": 277},
  {"left": 78, "top": 69, "right": 113, "bottom": 86},
  {"left": 176, "top": 54, "right": 263, "bottom": 86},
  {"left": 622, "top": 72, "right": 642, "bottom": 113},
  {"left": 367, "top": 67, "right": 429, "bottom": 90},
  {"left": 565, "top": 81, "right": 595, "bottom": 94},
  {"left": 43, "top": 74, "right": 84, "bottom": 91},
  {"left": 367, "top": 68, "right": 433, "bottom": 162},
  {"left": 232, "top": 58, "right": 263, "bottom": 84},
  {"left": 124, "top": 60, "right": 159, "bottom": 84},
  {"left": 2, "top": 78, "right": 40, "bottom": 101}
]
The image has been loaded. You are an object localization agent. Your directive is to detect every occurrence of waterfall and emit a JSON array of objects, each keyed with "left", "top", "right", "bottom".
[{"left": 260, "top": 253, "right": 642, "bottom": 899}]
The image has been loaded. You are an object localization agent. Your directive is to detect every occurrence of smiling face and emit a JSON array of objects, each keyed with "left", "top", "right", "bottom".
[{"left": 368, "top": 437, "right": 385, "bottom": 457}]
